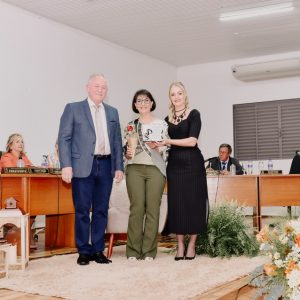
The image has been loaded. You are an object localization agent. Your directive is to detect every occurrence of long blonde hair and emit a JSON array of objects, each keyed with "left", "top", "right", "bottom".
[
  {"left": 6, "top": 133, "right": 25, "bottom": 155},
  {"left": 168, "top": 81, "right": 190, "bottom": 122}
]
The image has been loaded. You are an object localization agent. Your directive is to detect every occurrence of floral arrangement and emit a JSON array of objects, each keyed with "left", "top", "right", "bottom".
[
  {"left": 124, "top": 124, "right": 137, "bottom": 138},
  {"left": 196, "top": 201, "right": 259, "bottom": 258},
  {"left": 123, "top": 123, "right": 138, "bottom": 160},
  {"left": 250, "top": 218, "right": 300, "bottom": 300}
]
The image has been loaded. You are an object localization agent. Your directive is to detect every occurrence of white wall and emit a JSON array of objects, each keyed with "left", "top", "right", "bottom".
[
  {"left": 1, "top": 1, "right": 300, "bottom": 176},
  {"left": 177, "top": 51, "right": 300, "bottom": 174},
  {"left": 0, "top": 2, "right": 176, "bottom": 165}
]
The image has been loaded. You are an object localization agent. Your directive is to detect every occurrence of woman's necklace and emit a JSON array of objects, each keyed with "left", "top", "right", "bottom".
[{"left": 173, "top": 107, "right": 187, "bottom": 123}]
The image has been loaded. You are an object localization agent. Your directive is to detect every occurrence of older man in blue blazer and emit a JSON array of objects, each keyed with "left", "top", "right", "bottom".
[{"left": 58, "top": 74, "right": 124, "bottom": 265}]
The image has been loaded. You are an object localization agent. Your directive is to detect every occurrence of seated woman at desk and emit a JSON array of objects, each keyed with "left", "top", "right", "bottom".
[
  {"left": 0, "top": 133, "right": 32, "bottom": 168},
  {"left": 1, "top": 134, "right": 38, "bottom": 248}
]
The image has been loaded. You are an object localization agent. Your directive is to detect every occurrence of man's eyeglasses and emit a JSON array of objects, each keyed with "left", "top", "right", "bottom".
[{"left": 136, "top": 98, "right": 151, "bottom": 105}]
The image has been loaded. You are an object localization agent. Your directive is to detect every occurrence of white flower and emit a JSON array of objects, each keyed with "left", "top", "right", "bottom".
[
  {"left": 288, "top": 246, "right": 300, "bottom": 261},
  {"left": 279, "top": 234, "right": 288, "bottom": 244},
  {"left": 295, "top": 245, "right": 300, "bottom": 253},
  {"left": 274, "top": 259, "right": 283, "bottom": 267},
  {"left": 287, "top": 269, "right": 300, "bottom": 288},
  {"left": 290, "top": 286, "right": 300, "bottom": 300},
  {"left": 289, "top": 219, "right": 300, "bottom": 235},
  {"left": 274, "top": 252, "right": 280, "bottom": 260},
  {"left": 259, "top": 243, "right": 270, "bottom": 251}
]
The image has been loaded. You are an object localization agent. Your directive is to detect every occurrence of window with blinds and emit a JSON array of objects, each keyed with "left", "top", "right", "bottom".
[{"left": 233, "top": 98, "right": 300, "bottom": 160}]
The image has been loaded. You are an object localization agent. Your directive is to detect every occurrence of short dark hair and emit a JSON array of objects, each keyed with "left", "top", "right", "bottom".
[
  {"left": 219, "top": 143, "right": 232, "bottom": 154},
  {"left": 132, "top": 89, "right": 156, "bottom": 113}
]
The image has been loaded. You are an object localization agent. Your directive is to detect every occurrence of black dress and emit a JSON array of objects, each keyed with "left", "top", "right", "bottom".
[{"left": 166, "top": 109, "right": 208, "bottom": 234}]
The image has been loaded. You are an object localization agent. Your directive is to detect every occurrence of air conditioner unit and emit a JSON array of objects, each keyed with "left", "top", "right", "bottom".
[{"left": 232, "top": 58, "right": 300, "bottom": 81}]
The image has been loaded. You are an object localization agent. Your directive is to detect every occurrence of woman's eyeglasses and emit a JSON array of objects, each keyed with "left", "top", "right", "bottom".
[{"left": 136, "top": 98, "right": 151, "bottom": 105}]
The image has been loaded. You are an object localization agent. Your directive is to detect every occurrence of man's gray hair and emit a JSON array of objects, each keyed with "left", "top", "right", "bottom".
[{"left": 88, "top": 73, "right": 106, "bottom": 84}]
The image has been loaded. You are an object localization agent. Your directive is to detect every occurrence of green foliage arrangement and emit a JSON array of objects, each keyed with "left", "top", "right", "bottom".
[{"left": 196, "top": 201, "right": 259, "bottom": 257}]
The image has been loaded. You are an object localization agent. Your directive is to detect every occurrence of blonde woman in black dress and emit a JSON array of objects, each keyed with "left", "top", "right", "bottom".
[{"left": 157, "top": 82, "right": 208, "bottom": 260}]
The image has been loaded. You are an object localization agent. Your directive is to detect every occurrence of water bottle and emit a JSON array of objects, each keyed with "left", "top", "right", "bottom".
[
  {"left": 17, "top": 157, "right": 25, "bottom": 168},
  {"left": 258, "top": 161, "right": 264, "bottom": 173},
  {"left": 54, "top": 160, "right": 60, "bottom": 169},
  {"left": 41, "top": 155, "right": 48, "bottom": 168},
  {"left": 247, "top": 161, "right": 253, "bottom": 175},
  {"left": 241, "top": 161, "right": 247, "bottom": 174},
  {"left": 268, "top": 159, "right": 273, "bottom": 171},
  {"left": 230, "top": 164, "right": 236, "bottom": 175}
]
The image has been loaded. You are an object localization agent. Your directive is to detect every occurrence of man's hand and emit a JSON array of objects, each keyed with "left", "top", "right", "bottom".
[
  {"left": 220, "top": 170, "right": 230, "bottom": 175},
  {"left": 114, "top": 170, "right": 124, "bottom": 183},
  {"left": 62, "top": 167, "right": 73, "bottom": 183}
]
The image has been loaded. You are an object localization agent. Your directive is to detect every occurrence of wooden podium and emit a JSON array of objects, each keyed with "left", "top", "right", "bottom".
[{"left": 0, "top": 174, "right": 75, "bottom": 249}]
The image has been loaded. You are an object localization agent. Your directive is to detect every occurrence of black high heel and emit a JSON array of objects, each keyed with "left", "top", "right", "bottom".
[
  {"left": 185, "top": 247, "right": 196, "bottom": 260},
  {"left": 174, "top": 256, "right": 184, "bottom": 261},
  {"left": 185, "top": 255, "right": 196, "bottom": 260},
  {"left": 174, "top": 247, "right": 185, "bottom": 261}
]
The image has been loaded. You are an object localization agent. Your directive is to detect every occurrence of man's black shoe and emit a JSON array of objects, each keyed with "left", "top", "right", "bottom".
[
  {"left": 92, "top": 252, "right": 112, "bottom": 264},
  {"left": 77, "top": 253, "right": 91, "bottom": 265}
]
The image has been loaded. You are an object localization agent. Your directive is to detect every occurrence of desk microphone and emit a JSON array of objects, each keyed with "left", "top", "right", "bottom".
[{"left": 204, "top": 157, "right": 214, "bottom": 163}]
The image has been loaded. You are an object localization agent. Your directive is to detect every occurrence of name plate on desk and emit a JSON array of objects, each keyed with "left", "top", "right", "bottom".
[
  {"left": 30, "top": 167, "right": 49, "bottom": 174},
  {"left": 48, "top": 168, "right": 62, "bottom": 175},
  {"left": 2, "top": 167, "right": 30, "bottom": 174},
  {"left": 261, "top": 170, "right": 283, "bottom": 175}
]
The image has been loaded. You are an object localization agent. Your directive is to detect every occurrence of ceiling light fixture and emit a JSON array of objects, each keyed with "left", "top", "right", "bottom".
[{"left": 219, "top": 2, "right": 294, "bottom": 21}]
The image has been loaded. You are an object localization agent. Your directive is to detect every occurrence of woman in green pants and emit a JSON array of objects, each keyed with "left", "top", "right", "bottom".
[{"left": 124, "top": 89, "right": 169, "bottom": 261}]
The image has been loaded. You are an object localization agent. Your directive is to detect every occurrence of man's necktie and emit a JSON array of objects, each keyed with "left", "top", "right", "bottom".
[
  {"left": 95, "top": 106, "right": 105, "bottom": 154},
  {"left": 221, "top": 162, "right": 226, "bottom": 170}
]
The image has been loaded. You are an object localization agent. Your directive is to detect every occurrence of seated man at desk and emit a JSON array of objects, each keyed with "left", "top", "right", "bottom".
[{"left": 207, "top": 143, "right": 244, "bottom": 175}]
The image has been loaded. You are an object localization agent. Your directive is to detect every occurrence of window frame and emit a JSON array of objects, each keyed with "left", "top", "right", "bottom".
[{"left": 233, "top": 98, "right": 300, "bottom": 160}]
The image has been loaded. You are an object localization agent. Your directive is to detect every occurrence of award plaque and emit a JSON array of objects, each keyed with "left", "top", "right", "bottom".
[{"left": 141, "top": 123, "right": 164, "bottom": 142}]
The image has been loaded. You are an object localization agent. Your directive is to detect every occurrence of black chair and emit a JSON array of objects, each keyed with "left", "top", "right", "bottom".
[
  {"left": 287, "top": 151, "right": 300, "bottom": 217},
  {"left": 290, "top": 151, "right": 300, "bottom": 174}
]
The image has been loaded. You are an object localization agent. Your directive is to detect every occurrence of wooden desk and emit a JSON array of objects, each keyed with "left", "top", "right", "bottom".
[
  {"left": 259, "top": 175, "right": 300, "bottom": 206},
  {"left": 0, "top": 174, "right": 75, "bottom": 248},
  {"left": 207, "top": 175, "right": 259, "bottom": 229},
  {"left": 3, "top": 174, "right": 298, "bottom": 245}
]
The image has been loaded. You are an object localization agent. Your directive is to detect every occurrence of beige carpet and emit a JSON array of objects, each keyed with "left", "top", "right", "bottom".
[{"left": 0, "top": 246, "right": 267, "bottom": 300}]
